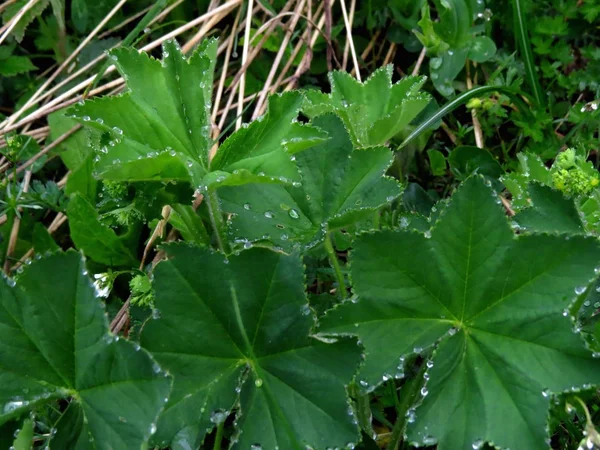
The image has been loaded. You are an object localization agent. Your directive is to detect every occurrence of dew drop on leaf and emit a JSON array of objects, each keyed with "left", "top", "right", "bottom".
[
  {"left": 423, "top": 436, "right": 436, "bottom": 445},
  {"left": 541, "top": 388, "right": 551, "bottom": 398},
  {"left": 254, "top": 378, "right": 263, "bottom": 387},
  {"left": 575, "top": 286, "right": 587, "bottom": 295},
  {"left": 472, "top": 439, "right": 484, "bottom": 449},
  {"left": 264, "top": 211, "right": 274, "bottom": 219}
]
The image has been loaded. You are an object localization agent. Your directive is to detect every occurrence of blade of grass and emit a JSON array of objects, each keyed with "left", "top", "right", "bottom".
[
  {"left": 510, "top": 0, "right": 544, "bottom": 107},
  {"left": 399, "top": 85, "right": 533, "bottom": 149}
]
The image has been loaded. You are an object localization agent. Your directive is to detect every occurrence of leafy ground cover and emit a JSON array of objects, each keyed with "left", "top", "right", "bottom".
[{"left": 1, "top": 0, "right": 600, "bottom": 449}]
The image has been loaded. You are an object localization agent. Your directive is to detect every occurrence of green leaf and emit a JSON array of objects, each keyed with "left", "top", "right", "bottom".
[
  {"left": 140, "top": 245, "right": 361, "bottom": 450},
  {"left": 0, "top": 56, "right": 37, "bottom": 77},
  {"left": 71, "top": 0, "right": 118, "bottom": 34},
  {"left": 320, "top": 176, "right": 600, "bottom": 449},
  {"left": 432, "top": 0, "right": 472, "bottom": 48},
  {"left": 12, "top": 417, "right": 32, "bottom": 450},
  {"left": 468, "top": 36, "right": 497, "bottom": 63},
  {"left": 429, "top": 47, "right": 469, "bottom": 97},
  {"left": 207, "top": 91, "right": 327, "bottom": 189},
  {"left": 2, "top": 0, "right": 50, "bottom": 42},
  {"left": 32, "top": 222, "right": 59, "bottom": 253},
  {"left": 427, "top": 149, "right": 447, "bottom": 176},
  {"left": 303, "top": 66, "right": 431, "bottom": 146},
  {"left": 220, "top": 115, "right": 401, "bottom": 251},
  {"left": 69, "top": 39, "right": 217, "bottom": 185},
  {"left": 413, "top": 4, "right": 449, "bottom": 55},
  {"left": 169, "top": 204, "right": 210, "bottom": 246},
  {"left": 514, "top": 183, "right": 585, "bottom": 234},
  {"left": 448, "top": 145, "right": 504, "bottom": 179},
  {"left": 48, "top": 112, "right": 98, "bottom": 200},
  {"left": 503, "top": 152, "right": 553, "bottom": 209},
  {"left": 70, "top": 41, "right": 324, "bottom": 191},
  {"left": 0, "top": 251, "right": 171, "bottom": 450},
  {"left": 67, "top": 193, "right": 136, "bottom": 266}
]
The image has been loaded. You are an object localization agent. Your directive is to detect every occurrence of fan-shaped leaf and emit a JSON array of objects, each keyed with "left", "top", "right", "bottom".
[
  {"left": 0, "top": 252, "right": 171, "bottom": 450},
  {"left": 303, "top": 66, "right": 431, "bottom": 146},
  {"left": 220, "top": 115, "right": 401, "bottom": 252},
  {"left": 140, "top": 244, "right": 361, "bottom": 450},
  {"left": 320, "top": 176, "right": 600, "bottom": 450}
]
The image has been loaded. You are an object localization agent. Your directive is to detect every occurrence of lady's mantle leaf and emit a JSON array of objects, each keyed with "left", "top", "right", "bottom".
[
  {"left": 140, "top": 245, "right": 361, "bottom": 450},
  {"left": 302, "top": 66, "right": 431, "bottom": 146},
  {"left": 514, "top": 183, "right": 585, "bottom": 234},
  {"left": 320, "top": 176, "right": 600, "bottom": 450},
  {"left": 206, "top": 91, "right": 327, "bottom": 189},
  {"left": 70, "top": 39, "right": 217, "bottom": 184},
  {"left": 0, "top": 252, "right": 171, "bottom": 450},
  {"left": 67, "top": 193, "right": 136, "bottom": 266},
  {"left": 220, "top": 115, "right": 401, "bottom": 252},
  {"left": 69, "top": 40, "right": 325, "bottom": 190}
]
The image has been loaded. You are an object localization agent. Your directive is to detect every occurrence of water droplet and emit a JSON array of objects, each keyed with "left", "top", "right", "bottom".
[
  {"left": 472, "top": 439, "right": 484, "bottom": 449},
  {"left": 430, "top": 57, "right": 442, "bottom": 70},
  {"left": 82, "top": 116, "right": 91, "bottom": 122},
  {"left": 575, "top": 286, "right": 587, "bottom": 295},
  {"left": 421, "top": 387, "right": 428, "bottom": 396},
  {"left": 542, "top": 388, "right": 550, "bottom": 398},
  {"left": 110, "top": 54, "right": 118, "bottom": 61},
  {"left": 208, "top": 410, "right": 229, "bottom": 428},
  {"left": 301, "top": 304, "right": 311, "bottom": 315},
  {"left": 426, "top": 360, "right": 434, "bottom": 368},
  {"left": 264, "top": 211, "right": 274, "bottom": 219},
  {"left": 254, "top": 378, "right": 263, "bottom": 387},
  {"left": 289, "top": 209, "right": 299, "bottom": 219},
  {"left": 243, "top": 203, "right": 251, "bottom": 210}
]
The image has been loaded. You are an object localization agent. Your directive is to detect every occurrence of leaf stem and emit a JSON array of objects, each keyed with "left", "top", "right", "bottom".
[
  {"left": 324, "top": 232, "right": 346, "bottom": 299},
  {"left": 349, "top": 382, "right": 374, "bottom": 437},
  {"left": 206, "top": 188, "right": 231, "bottom": 254},
  {"left": 213, "top": 420, "right": 225, "bottom": 450},
  {"left": 387, "top": 361, "right": 428, "bottom": 450}
]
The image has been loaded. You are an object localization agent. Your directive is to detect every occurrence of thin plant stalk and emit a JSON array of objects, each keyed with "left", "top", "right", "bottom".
[
  {"left": 206, "top": 189, "right": 231, "bottom": 255},
  {"left": 324, "top": 232, "right": 346, "bottom": 299},
  {"left": 213, "top": 421, "right": 225, "bottom": 450},
  {"left": 387, "top": 360, "right": 429, "bottom": 450}
]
